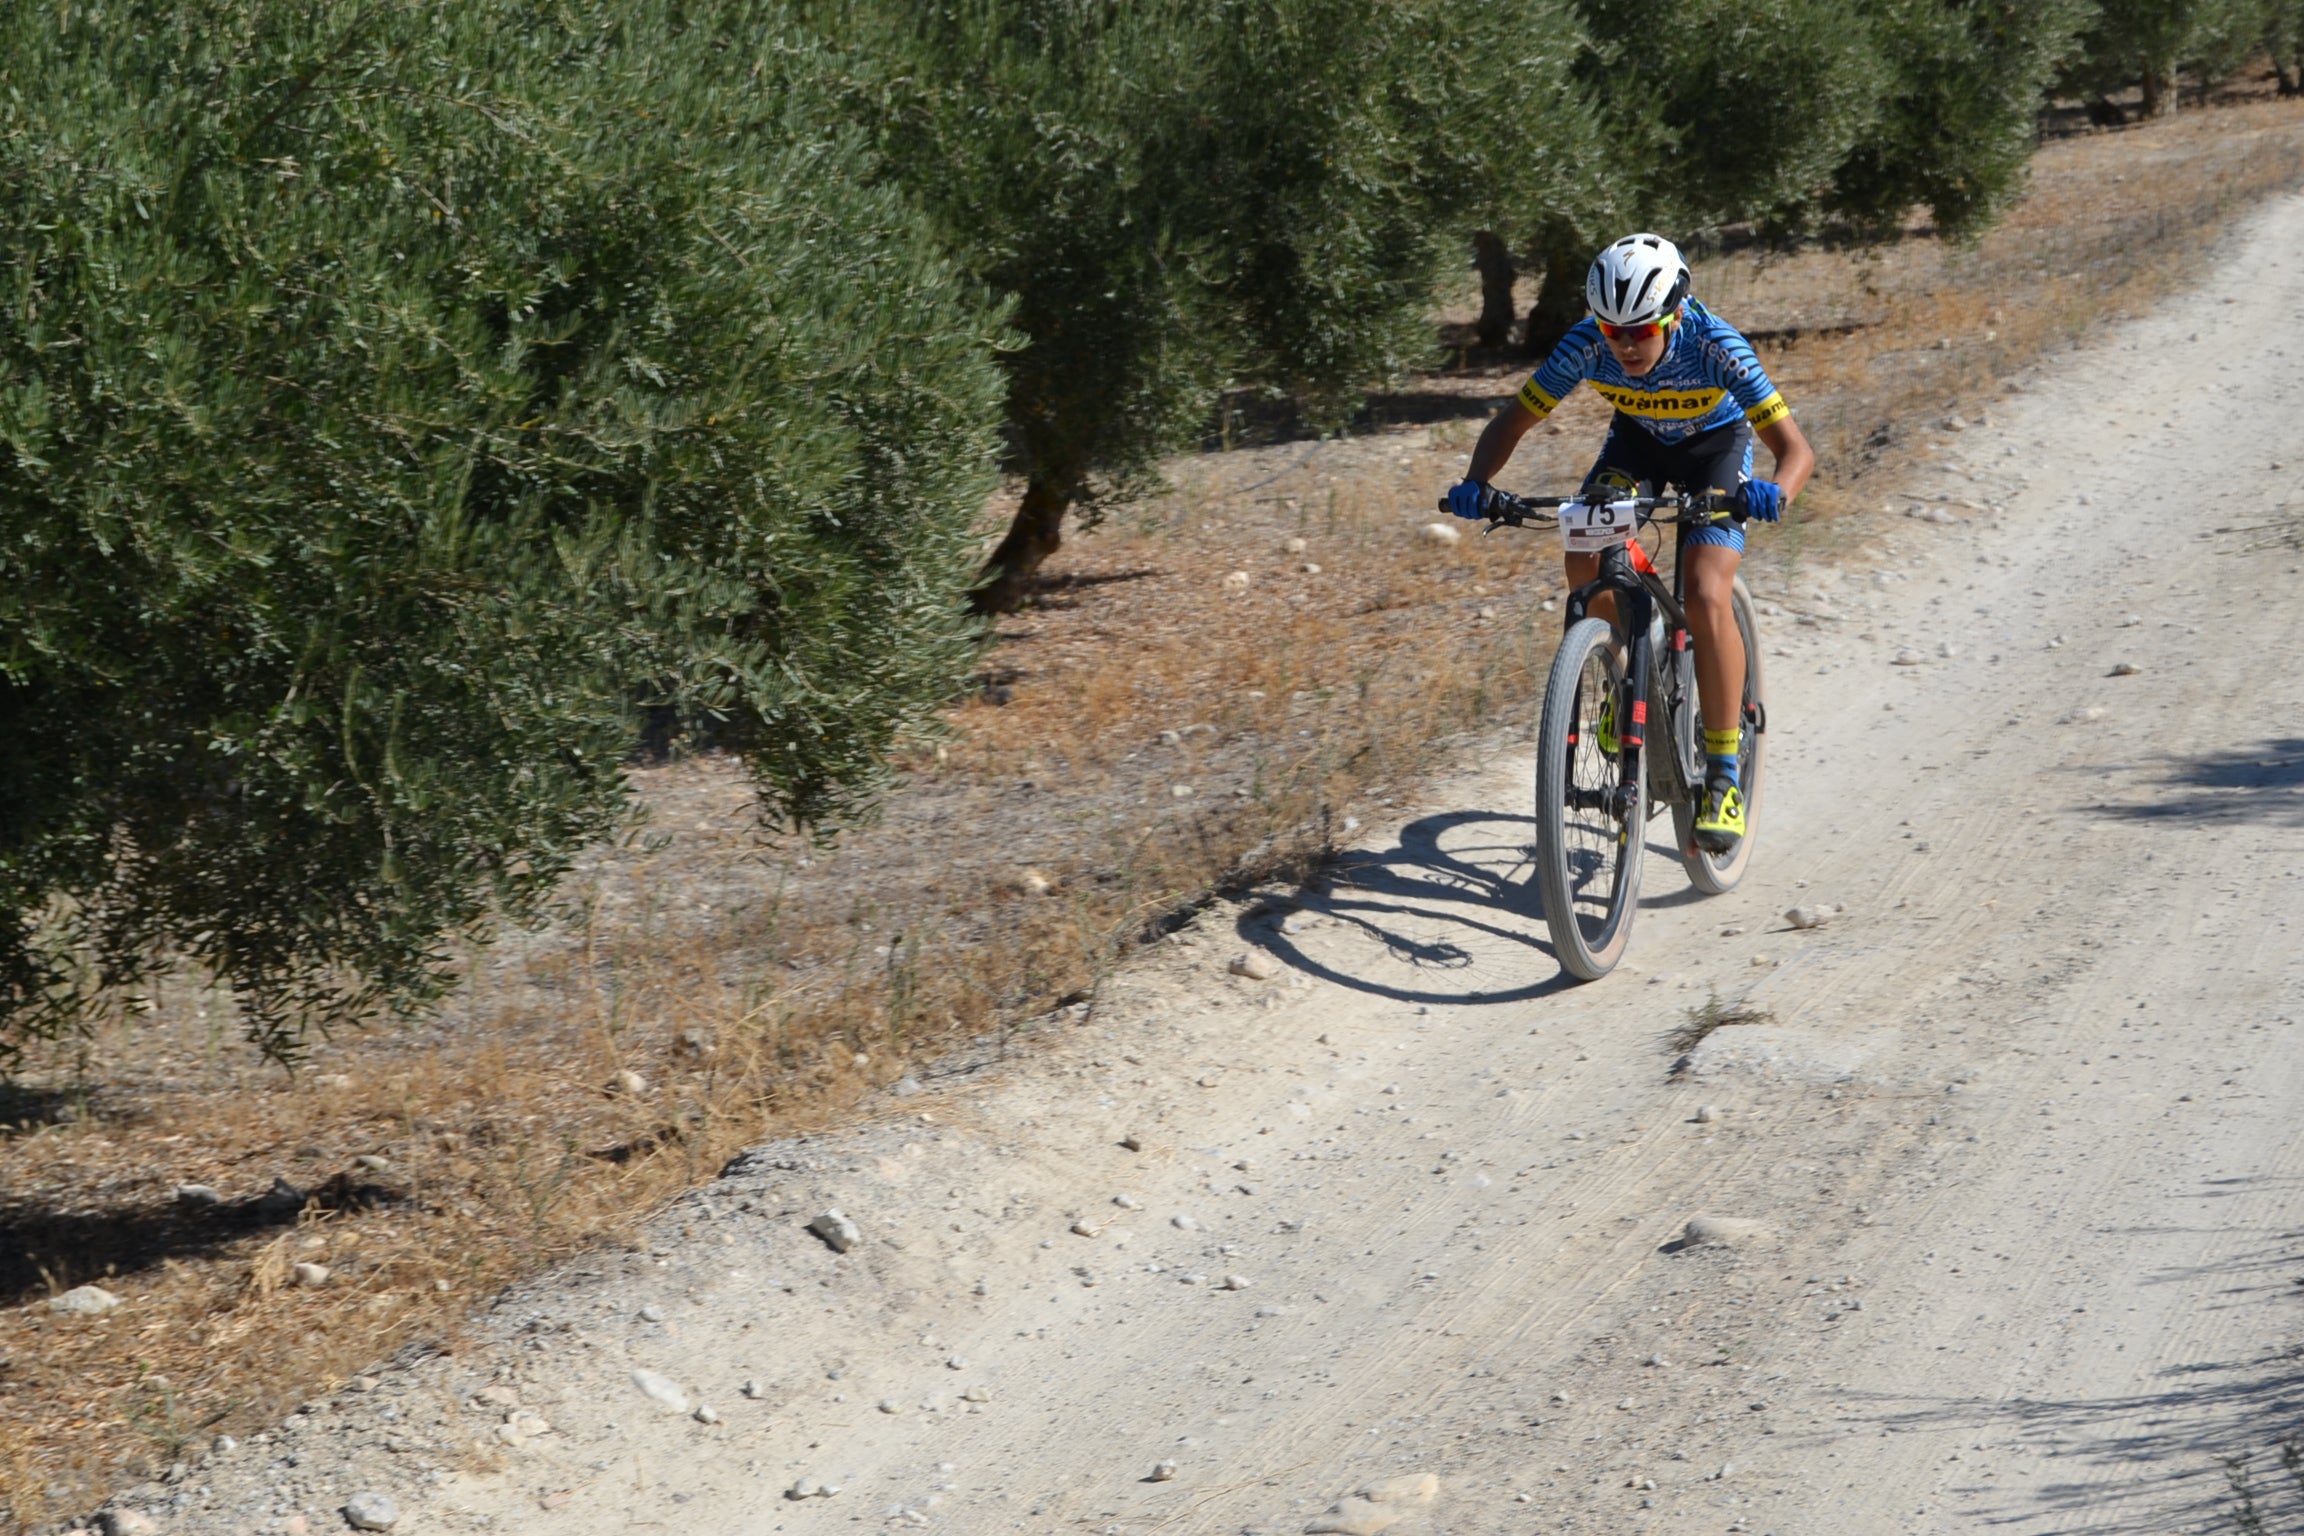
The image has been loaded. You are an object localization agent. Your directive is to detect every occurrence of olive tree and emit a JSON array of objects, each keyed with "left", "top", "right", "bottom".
[
  {"left": 0, "top": 0, "right": 1009, "bottom": 1058},
  {"left": 1829, "top": 0, "right": 2095, "bottom": 239},
  {"left": 817, "top": 0, "right": 1598, "bottom": 610}
]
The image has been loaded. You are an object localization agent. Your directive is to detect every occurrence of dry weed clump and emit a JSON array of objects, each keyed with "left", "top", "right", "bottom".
[{"left": 5, "top": 92, "right": 2304, "bottom": 1533}]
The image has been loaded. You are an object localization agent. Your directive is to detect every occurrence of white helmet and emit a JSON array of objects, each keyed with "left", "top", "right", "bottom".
[{"left": 1585, "top": 233, "right": 1690, "bottom": 326}]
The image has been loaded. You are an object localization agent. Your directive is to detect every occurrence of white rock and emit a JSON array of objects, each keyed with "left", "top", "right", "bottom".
[
  {"left": 879, "top": 1398, "right": 904, "bottom": 1414},
  {"left": 1285, "top": 537, "right": 1308, "bottom": 555},
  {"left": 1220, "top": 1274, "right": 1252, "bottom": 1291},
  {"left": 809, "top": 1209, "right": 861, "bottom": 1253},
  {"left": 960, "top": 1386, "right": 992, "bottom": 1403},
  {"left": 1171, "top": 1214, "right": 1200, "bottom": 1231},
  {"left": 1891, "top": 647, "right": 1925, "bottom": 666},
  {"left": 694, "top": 1404, "right": 720, "bottom": 1425},
  {"left": 786, "top": 1478, "right": 840, "bottom": 1500},
  {"left": 50, "top": 1285, "right": 120, "bottom": 1317},
  {"left": 945, "top": 1355, "right": 967, "bottom": 1371},
  {"left": 1938, "top": 641, "right": 1959, "bottom": 657},
  {"left": 97, "top": 1511, "right": 157, "bottom": 1536},
  {"left": 1784, "top": 905, "right": 1832, "bottom": 930},
  {"left": 608, "top": 1069, "right": 648, "bottom": 1096},
  {"left": 1303, "top": 562, "right": 1323, "bottom": 574},
  {"left": 1149, "top": 1460, "right": 1179, "bottom": 1482},
  {"left": 741, "top": 1379, "right": 767, "bottom": 1399},
  {"left": 342, "top": 1492, "right": 399, "bottom": 1531},
  {"left": 630, "top": 1369, "right": 691, "bottom": 1414},
  {"left": 1018, "top": 868, "right": 1053, "bottom": 896},
  {"left": 174, "top": 1184, "right": 222, "bottom": 1208},
  {"left": 2109, "top": 661, "right": 2142, "bottom": 676},
  {"left": 637, "top": 1304, "right": 666, "bottom": 1321},
  {"left": 351, "top": 1155, "right": 391, "bottom": 1173},
  {"left": 1694, "top": 1105, "right": 1721, "bottom": 1124},
  {"left": 502, "top": 1410, "right": 551, "bottom": 1439},
  {"left": 1228, "top": 951, "right": 1279, "bottom": 981},
  {"left": 1112, "top": 1193, "right": 1142, "bottom": 1210},
  {"left": 1223, "top": 570, "right": 1252, "bottom": 592},
  {"left": 1416, "top": 521, "right": 1461, "bottom": 549},
  {"left": 1070, "top": 1219, "right": 1102, "bottom": 1238}
]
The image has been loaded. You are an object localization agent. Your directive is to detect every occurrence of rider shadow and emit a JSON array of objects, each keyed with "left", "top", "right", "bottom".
[{"left": 1232, "top": 808, "right": 1580, "bottom": 1005}]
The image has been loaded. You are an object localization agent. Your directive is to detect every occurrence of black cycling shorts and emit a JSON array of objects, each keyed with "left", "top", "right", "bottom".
[{"left": 1581, "top": 415, "right": 1753, "bottom": 552}]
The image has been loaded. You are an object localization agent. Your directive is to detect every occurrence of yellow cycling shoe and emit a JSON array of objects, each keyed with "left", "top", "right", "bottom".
[{"left": 1692, "top": 777, "right": 1745, "bottom": 854}]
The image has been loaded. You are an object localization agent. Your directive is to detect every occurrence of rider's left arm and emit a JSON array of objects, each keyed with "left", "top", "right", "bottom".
[{"left": 1757, "top": 413, "right": 1815, "bottom": 502}]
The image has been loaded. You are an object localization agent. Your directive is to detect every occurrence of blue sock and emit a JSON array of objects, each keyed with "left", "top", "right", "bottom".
[{"left": 1703, "top": 728, "right": 1741, "bottom": 788}]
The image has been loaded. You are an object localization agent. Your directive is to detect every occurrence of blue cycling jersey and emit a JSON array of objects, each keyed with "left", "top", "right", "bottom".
[{"left": 1516, "top": 299, "right": 1789, "bottom": 444}]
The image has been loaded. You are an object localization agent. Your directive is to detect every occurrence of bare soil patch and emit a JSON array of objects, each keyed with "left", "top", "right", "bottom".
[{"left": 5, "top": 90, "right": 2304, "bottom": 1532}]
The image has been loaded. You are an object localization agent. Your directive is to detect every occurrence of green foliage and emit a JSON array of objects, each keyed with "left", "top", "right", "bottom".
[
  {"left": 1830, "top": 0, "right": 2096, "bottom": 239},
  {"left": 811, "top": 0, "right": 1604, "bottom": 608},
  {"left": 0, "top": 0, "right": 1008, "bottom": 1058},
  {"left": 1575, "top": 0, "right": 1893, "bottom": 238}
]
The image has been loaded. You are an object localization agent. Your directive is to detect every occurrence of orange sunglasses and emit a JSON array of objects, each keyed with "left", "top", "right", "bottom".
[{"left": 1595, "top": 307, "right": 1681, "bottom": 342}]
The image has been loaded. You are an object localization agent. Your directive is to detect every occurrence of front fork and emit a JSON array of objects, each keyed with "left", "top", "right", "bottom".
[{"left": 1565, "top": 570, "right": 1657, "bottom": 821}]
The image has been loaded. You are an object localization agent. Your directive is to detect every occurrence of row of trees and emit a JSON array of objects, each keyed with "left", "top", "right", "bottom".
[
  {"left": 0, "top": 0, "right": 2287, "bottom": 1056},
  {"left": 2067, "top": 0, "right": 2304, "bottom": 116}
]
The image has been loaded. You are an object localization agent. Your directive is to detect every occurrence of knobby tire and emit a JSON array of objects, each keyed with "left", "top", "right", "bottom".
[{"left": 1534, "top": 617, "right": 1645, "bottom": 981}]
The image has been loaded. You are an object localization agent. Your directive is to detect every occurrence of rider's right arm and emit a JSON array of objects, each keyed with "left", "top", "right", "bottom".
[
  {"left": 1468, "top": 322, "right": 1599, "bottom": 483},
  {"left": 1466, "top": 398, "right": 1543, "bottom": 484}
]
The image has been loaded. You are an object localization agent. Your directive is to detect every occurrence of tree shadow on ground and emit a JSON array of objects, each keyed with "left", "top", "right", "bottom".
[
  {"left": 1826, "top": 1230, "right": 2304, "bottom": 1534},
  {"left": 2091, "top": 738, "right": 2304, "bottom": 826},
  {"left": 0, "top": 1172, "right": 398, "bottom": 1307}
]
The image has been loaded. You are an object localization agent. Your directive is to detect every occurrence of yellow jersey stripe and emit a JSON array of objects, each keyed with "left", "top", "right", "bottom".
[
  {"left": 1587, "top": 382, "right": 1727, "bottom": 420},
  {"left": 1516, "top": 378, "right": 1561, "bottom": 416},
  {"left": 1744, "top": 391, "right": 1790, "bottom": 429}
]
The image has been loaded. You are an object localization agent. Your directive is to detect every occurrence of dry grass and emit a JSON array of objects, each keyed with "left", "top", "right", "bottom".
[
  {"left": 1665, "top": 992, "right": 1776, "bottom": 1061},
  {"left": 6, "top": 90, "right": 2304, "bottom": 1533}
]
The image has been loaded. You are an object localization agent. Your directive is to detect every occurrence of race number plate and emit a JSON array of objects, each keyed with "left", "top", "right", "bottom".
[{"left": 1557, "top": 497, "right": 1637, "bottom": 554}]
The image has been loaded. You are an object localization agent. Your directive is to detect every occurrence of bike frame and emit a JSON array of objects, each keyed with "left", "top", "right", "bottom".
[{"left": 1440, "top": 487, "right": 1749, "bottom": 824}]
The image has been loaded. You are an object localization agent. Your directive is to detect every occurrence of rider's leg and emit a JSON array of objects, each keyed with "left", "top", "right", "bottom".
[
  {"left": 1682, "top": 540, "right": 1746, "bottom": 782},
  {"left": 1568, "top": 419, "right": 1650, "bottom": 636},
  {"left": 1563, "top": 552, "right": 1620, "bottom": 631}
]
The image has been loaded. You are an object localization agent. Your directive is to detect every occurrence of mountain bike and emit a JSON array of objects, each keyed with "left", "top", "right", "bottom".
[{"left": 1437, "top": 488, "right": 1766, "bottom": 980}]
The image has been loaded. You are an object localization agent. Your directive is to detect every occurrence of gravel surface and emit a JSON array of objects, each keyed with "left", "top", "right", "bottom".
[{"left": 104, "top": 193, "right": 2304, "bottom": 1536}]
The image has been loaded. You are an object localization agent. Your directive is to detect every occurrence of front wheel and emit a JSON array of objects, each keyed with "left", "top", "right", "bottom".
[
  {"left": 1534, "top": 618, "right": 1646, "bottom": 980},
  {"left": 1674, "top": 576, "right": 1765, "bottom": 894}
]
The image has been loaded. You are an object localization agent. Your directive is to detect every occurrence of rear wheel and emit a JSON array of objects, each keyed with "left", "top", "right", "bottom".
[
  {"left": 1534, "top": 618, "right": 1646, "bottom": 980},
  {"left": 1674, "top": 577, "right": 1765, "bottom": 894}
]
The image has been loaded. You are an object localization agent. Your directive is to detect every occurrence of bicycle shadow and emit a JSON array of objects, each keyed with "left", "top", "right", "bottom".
[{"left": 1227, "top": 805, "right": 1679, "bottom": 1002}]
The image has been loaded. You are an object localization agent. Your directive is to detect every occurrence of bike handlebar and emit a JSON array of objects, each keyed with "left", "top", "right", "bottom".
[{"left": 1434, "top": 487, "right": 1746, "bottom": 529}]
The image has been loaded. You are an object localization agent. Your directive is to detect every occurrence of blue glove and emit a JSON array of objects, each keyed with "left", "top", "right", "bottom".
[
  {"left": 1446, "top": 479, "right": 1492, "bottom": 521},
  {"left": 1736, "top": 478, "right": 1784, "bottom": 523}
]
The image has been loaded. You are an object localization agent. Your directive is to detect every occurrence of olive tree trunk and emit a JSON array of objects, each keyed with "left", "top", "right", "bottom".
[
  {"left": 971, "top": 475, "right": 1074, "bottom": 615},
  {"left": 1471, "top": 230, "right": 1518, "bottom": 349},
  {"left": 1521, "top": 235, "right": 1589, "bottom": 358},
  {"left": 2139, "top": 60, "right": 2178, "bottom": 116}
]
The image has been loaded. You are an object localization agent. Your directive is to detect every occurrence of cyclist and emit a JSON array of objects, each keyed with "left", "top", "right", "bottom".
[{"left": 1445, "top": 232, "right": 1813, "bottom": 854}]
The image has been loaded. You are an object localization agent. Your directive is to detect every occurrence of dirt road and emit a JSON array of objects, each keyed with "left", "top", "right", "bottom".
[{"left": 151, "top": 202, "right": 2304, "bottom": 1536}]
